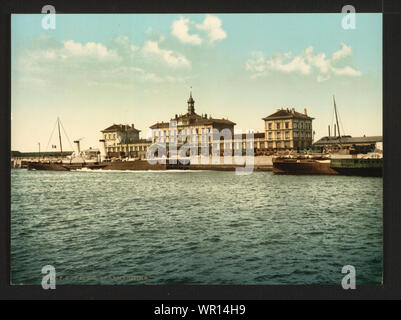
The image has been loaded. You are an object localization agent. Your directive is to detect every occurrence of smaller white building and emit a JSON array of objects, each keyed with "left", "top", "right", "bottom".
[{"left": 101, "top": 124, "right": 140, "bottom": 153}]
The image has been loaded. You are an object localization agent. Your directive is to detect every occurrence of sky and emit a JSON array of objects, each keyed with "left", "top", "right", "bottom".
[{"left": 11, "top": 13, "right": 382, "bottom": 152}]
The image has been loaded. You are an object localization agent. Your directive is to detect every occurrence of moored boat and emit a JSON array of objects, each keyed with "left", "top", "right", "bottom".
[
  {"left": 272, "top": 95, "right": 383, "bottom": 177},
  {"left": 272, "top": 158, "right": 338, "bottom": 175},
  {"left": 27, "top": 161, "right": 70, "bottom": 171},
  {"left": 329, "top": 158, "right": 382, "bottom": 177}
]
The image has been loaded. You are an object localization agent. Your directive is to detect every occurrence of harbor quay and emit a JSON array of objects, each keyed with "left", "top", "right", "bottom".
[
  {"left": 100, "top": 92, "right": 382, "bottom": 162},
  {"left": 100, "top": 91, "right": 315, "bottom": 161},
  {"left": 11, "top": 91, "right": 382, "bottom": 172}
]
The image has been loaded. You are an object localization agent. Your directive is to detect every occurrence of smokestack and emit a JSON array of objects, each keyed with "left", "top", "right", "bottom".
[
  {"left": 73, "top": 140, "right": 81, "bottom": 156},
  {"left": 99, "top": 139, "right": 106, "bottom": 161},
  {"left": 328, "top": 125, "right": 331, "bottom": 137},
  {"left": 334, "top": 124, "right": 337, "bottom": 137}
]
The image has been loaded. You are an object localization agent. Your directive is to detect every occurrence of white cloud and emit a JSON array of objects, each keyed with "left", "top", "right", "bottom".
[
  {"left": 20, "top": 40, "right": 120, "bottom": 66},
  {"left": 172, "top": 17, "right": 202, "bottom": 45},
  {"left": 142, "top": 40, "right": 191, "bottom": 67},
  {"left": 332, "top": 43, "right": 352, "bottom": 60},
  {"left": 332, "top": 66, "right": 361, "bottom": 76},
  {"left": 63, "top": 40, "right": 119, "bottom": 61},
  {"left": 196, "top": 14, "right": 227, "bottom": 43},
  {"left": 171, "top": 14, "right": 227, "bottom": 45},
  {"left": 14, "top": 36, "right": 193, "bottom": 88},
  {"left": 246, "top": 44, "right": 361, "bottom": 81}
]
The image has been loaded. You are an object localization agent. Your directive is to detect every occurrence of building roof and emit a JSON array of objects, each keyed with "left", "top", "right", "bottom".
[
  {"left": 150, "top": 92, "right": 236, "bottom": 129},
  {"left": 263, "top": 108, "right": 314, "bottom": 121},
  {"left": 102, "top": 124, "right": 140, "bottom": 133},
  {"left": 149, "top": 114, "right": 236, "bottom": 129},
  {"left": 313, "top": 135, "right": 382, "bottom": 146}
]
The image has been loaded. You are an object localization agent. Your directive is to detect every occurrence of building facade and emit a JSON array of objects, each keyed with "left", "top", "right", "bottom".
[
  {"left": 101, "top": 124, "right": 151, "bottom": 158},
  {"left": 100, "top": 97, "right": 317, "bottom": 158},
  {"left": 150, "top": 92, "right": 236, "bottom": 156},
  {"left": 102, "top": 124, "right": 140, "bottom": 152},
  {"left": 262, "top": 108, "right": 314, "bottom": 150}
]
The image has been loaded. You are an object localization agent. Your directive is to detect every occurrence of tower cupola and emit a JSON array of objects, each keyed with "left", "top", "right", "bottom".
[{"left": 187, "top": 91, "right": 195, "bottom": 114}]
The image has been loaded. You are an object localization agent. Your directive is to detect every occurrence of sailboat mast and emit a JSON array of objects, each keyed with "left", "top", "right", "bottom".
[
  {"left": 57, "top": 117, "right": 63, "bottom": 156},
  {"left": 333, "top": 95, "right": 341, "bottom": 142}
]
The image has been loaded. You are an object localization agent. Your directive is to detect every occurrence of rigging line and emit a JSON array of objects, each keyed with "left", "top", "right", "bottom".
[
  {"left": 45, "top": 118, "right": 58, "bottom": 152},
  {"left": 336, "top": 102, "right": 346, "bottom": 136},
  {"left": 60, "top": 119, "right": 74, "bottom": 151},
  {"left": 339, "top": 112, "right": 346, "bottom": 137},
  {"left": 330, "top": 104, "right": 335, "bottom": 136}
]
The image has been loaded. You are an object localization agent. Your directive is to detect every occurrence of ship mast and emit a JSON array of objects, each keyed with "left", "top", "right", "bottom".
[
  {"left": 57, "top": 117, "right": 63, "bottom": 157},
  {"left": 333, "top": 95, "right": 342, "bottom": 145},
  {"left": 126, "top": 124, "right": 129, "bottom": 159}
]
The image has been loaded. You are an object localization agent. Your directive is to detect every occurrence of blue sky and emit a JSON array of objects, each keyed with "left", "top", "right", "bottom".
[{"left": 12, "top": 13, "right": 382, "bottom": 151}]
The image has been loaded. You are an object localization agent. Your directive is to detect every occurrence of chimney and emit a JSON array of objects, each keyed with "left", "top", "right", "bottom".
[
  {"left": 131, "top": 123, "right": 134, "bottom": 130},
  {"left": 328, "top": 125, "right": 331, "bottom": 137},
  {"left": 73, "top": 140, "right": 81, "bottom": 156},
  {"left": 304, "top": 108, "right": 307, "bottom": 115},
  {"left": 286, "top": 107, "right": 289, "bottom": 112},
  {"left": 291, "top": 108, "right": 295, "bottom": 114},
  {"left": 277, "top": 108, "right": 281, "bottom": 112},
  {"left": 99, "top": 139, "right": 106, "bottom": 161},
  {"left": 204, "top": 113, "right": 207, "bottom": 119}
]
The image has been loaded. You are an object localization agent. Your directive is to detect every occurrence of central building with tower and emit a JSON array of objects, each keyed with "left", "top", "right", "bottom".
[
  {"left": 149, "top": 92, "right": 236, "bottom": 156},
  {"left": 100, "top": 91, "right": 315, "bottom": 159}
]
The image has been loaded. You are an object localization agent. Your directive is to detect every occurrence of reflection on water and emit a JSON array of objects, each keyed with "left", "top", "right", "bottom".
[{"left": 11, "top": 169, "right": 382, "bottom": 285}]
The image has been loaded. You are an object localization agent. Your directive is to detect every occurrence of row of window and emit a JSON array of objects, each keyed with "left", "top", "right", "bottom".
[
  {"left": 108, "top": 145, "right": 149, "bottom": 152},
  {"left": 105, "top": 133, "right": 117, "bottom": 140},
  {"left": 268, "top": 131, "right": 290, "bottom": 140},
  {"left": 267, "top": 131, "right": 312, "bottom": 140},
  {"left": 267, "top": 122, "right": 311, "bottom": 130},
  {"left": 153, "top": 127, "right": 214, "bottom": 138}
]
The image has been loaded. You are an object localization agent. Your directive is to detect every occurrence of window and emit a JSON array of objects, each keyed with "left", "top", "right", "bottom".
[
  {"left": 285, "top": 131, "right": 289, "bottom": 139},
  {"left": 268, "top": 132, "right": 273, "bottom": 140},
  {"left": 285, "top": 122, "right": 289, "bottom": 129},
  {"left": 277, "top": 123, "right": 280, "bottom": 130},
  {"left": 268, "top": 123, "right": 272, "bottom": 130},
  {"left": 277, "top": 132, "right": 281, "bottom": 139}
]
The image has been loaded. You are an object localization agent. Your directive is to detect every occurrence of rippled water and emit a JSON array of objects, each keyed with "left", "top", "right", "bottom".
[{"left": 11, "top": 168, "right": 382, "bottom": 285}]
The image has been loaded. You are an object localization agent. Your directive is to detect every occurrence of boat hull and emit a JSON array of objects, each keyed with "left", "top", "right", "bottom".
[
  {"left": 27, "top": 162, "right": 105, "bottom": 171},
  {"left": 27, "top": 162, "right": 70, "bottom": 171},
  {"left": 330, "top": 158, "right": 382, "bottom": 177},
  {"left": 272, "top": 158, "right": 339, "bottom": 175}
]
